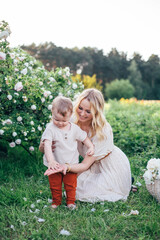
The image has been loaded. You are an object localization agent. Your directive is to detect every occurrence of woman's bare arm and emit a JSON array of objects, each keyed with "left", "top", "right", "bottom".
[{"left": 66, "top": 155, "right": 96, "bottom": 173}]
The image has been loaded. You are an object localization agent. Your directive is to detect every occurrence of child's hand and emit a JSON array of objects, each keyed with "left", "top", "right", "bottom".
[
  {"left": 86, "top": 146, "right": 94, "bottom": 156},
  {"left": 48, "top": 161, "right": 60, "bottom": 170}
]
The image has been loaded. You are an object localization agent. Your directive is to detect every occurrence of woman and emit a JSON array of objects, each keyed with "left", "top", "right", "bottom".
[{"left": 40, "top": 88, "right": 131, "bottom": 202}]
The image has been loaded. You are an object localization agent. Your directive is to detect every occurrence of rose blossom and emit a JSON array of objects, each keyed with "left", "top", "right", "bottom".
[
  {"left": 31, "top": 105, "right": 36, "bottom": 110},
  {"left": 9, "top": 142, "right": 16, "bottom": 148},
  {"left": 29, "top": 146, "right": 34, "bottom": 151},
  {"left": 21, "top": 68, "right": 27, "bottom": 75},
  {"left": 14, "top": 82, "right": 23, "bottom": 92},
  {"left": 15, "top": 139, "right": 21, "bottom": 145},
  {"left": 7, "top": 95, "right": 12, "bottom": 100},
  {"left": 17, "top": 116, "right": 22, "bottom": 122},
  {"left": 0, "top": 52, "right": 6, "bottom": 60},
  {"left": 0, "top": 130, "right": 4, "bottom": 135},
  {"left": 12, "top": 132, "right": 17, "bottom": 137}
]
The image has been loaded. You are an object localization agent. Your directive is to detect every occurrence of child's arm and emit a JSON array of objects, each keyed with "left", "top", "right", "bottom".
[
  {"left": 83, "top": 136, "right": 94, "bottom": 156},
  {"left": 44, "top": 139, "right": 60, "bottom": 169}
]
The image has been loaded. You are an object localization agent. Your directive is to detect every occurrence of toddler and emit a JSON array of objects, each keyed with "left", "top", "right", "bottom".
[{"left": 42, "top": 96, "right": 94, "bottom": 209}]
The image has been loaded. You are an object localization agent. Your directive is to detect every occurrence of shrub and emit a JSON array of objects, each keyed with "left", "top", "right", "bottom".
[
  {"left": 0, "top": 21, "right": 84, "bottom": 154},
  {"left": 105, "top": 79, "right": 135, "bottom": 100}
]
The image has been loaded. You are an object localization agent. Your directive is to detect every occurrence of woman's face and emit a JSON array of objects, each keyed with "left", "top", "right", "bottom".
[{"left": 77, "top": 99, "right": 93, "bottom": 123}]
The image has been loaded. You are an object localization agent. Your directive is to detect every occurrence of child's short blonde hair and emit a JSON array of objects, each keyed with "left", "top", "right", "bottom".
[{"left": 52, "top": 96, "right": 73, "bottom": 117}]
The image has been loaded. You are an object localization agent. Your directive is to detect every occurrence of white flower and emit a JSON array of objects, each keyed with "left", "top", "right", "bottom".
[
  {"left": 0, "top": 130, "right": 4, "bottom": 135},
  {"left": 5, "top": 119, "right": 12, "bottom": 124},
  {"left": 48, "top": 105, "right": 52, "bottom": 111},
  {"left": 38, "top": 126, "right": 42, "bottom": 131},
  {"left": 129, "top": 210, "right": 139, "bottom": 215},
  {"left": 10, "top": 225, "right": 15, "bottom": 231},
  {"left": 49, "top": 77, "right": 56, "bottom": 82},
  {"left": 24, "top": 62, "right": 29, "bottom": 67},
  {"left": 30, "top": 121, "right": 34, "bottom": 125},
  {"left": 60, "top": 229, "right": 70, "bottom": 236},
  {"left": 37, "top": 218, "right": 45, "bottom": 223},
  {"left": 31, "top": 128, "right": 35, "bottom": 132},
  {"left": 21, "top": 221, "right": 27, "bottom": 226},
  {"left": 43, "top": 90, "right": 51, "bottom": 98},
  {"left": 9, "top": 142, "right": 16, "bottom": 148},
  {"left": 21, "top": 68, "right": 27, "bottom": 75},
  {"left": 31, "top": 105, "right": 36, "bottom": 110},
  {"left": 7, "top": 95, "right": 12, "bottom": 100},
  {"left": 41, "top": 97, "right": 45, "bottom": 103},
  {"left": 15, "top": 139, "right": 21, "bottom": 145},
  {"left": 17, "top": 116, "right": 22, "bottom": 122},
  {"left": 22, "top": 96, "right": 28, "bottom": 102},
  {"left": 0, "top": 30, "right": 10, "bottom": 40},
  {"left": 72, "top": 83, "right": 77, "bottom": 89},
  {"left": 14, "top": 82, "right": 23, "bottom": 92},
  {"left": 12, "top": 132, "right": 17, "bottom": 137},
  {"left": 29, "top": 146, "right": 34, "bottom": 151},
  {"left": 0, "top": 52, "right": 6, "bottom": 60}
]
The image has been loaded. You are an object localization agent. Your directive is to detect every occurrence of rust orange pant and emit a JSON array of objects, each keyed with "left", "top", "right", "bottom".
[{"left": 48, "top": 172, "right": 77, "bottom": 206}]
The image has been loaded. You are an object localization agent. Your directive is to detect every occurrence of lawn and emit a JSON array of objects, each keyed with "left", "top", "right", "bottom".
[{"left": 1, "top": 100, "right": 160, "bottom": 240}]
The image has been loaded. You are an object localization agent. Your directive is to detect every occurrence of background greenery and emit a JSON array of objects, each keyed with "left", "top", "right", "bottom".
[
  {"left": 22, "top": 43, "right": 160, "bottom": 100},
  {"left": 1, "top": 100, "right": 160, "bottom": 240}
]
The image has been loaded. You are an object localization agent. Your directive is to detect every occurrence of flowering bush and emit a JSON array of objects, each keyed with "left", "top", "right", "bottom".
[
  {"left": 143, "top": 158, "right": 160, "bottom": 184},
  {"left": 0, "top": 21, "right": 84, "bottom": 154}
]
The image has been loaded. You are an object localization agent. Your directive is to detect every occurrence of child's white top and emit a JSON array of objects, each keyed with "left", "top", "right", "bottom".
[{"left": 41, "top": 122, "right": 87, "bottom": 167}]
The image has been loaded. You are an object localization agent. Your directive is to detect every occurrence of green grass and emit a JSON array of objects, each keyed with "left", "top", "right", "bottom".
[{"left": 1, "top": 101, "right": 160, "bottom": 240}]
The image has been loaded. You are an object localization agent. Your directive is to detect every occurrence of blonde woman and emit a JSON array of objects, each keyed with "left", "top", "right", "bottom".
[{"left": 40, "top": 89, "right": 132, "bottom": 202}]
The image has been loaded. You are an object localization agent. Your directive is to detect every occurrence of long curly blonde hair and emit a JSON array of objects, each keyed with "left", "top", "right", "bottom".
[{"left": 74, "top": 88, "right": 107, "bottom": 140}]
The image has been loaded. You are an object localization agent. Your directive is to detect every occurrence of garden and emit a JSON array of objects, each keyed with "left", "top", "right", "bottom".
[{"left": 1, "top": 21, "right": 160, "bottom": 240}]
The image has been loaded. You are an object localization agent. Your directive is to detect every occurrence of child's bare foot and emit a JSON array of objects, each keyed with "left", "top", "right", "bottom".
[{"left": 67, "top": 204, "right": 76, "bottom": 210}]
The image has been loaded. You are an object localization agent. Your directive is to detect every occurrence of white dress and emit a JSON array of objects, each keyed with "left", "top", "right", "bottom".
[{"left": 76, "top": 122, "right": 132, "bottom": 203}]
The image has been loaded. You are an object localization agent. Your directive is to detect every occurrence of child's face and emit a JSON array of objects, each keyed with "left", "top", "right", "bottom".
[{"left": 52, "top": 109, "right": 71, "bottom": 128}]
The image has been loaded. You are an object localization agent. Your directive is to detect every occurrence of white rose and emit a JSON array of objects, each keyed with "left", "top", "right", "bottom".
[
  {"left": 30, "top": 121, "right": 34, "bottom": 125},
  {"left": 14, "top": 82, "right": 23, "bottom": 92},
  {"left": 21, "top": 68, "right": 27, "bottom": 75},
  {"left": 12, "top": 132, "right": 17, "bottom": 137},
  {"left": 43, "top": 91, "right": 51, "bottom": 98},
  {"left": 9, "top": 142, "right": 16, "bottom": 148},
  {"left": 41, "top": 97, "right": 45, "bottom": 103},
  {"left": 143, "top": 170, "right": 153, "bottom": 184},
  {"left": 15, "top": 139, "right": 21, "bottom": 145},
  {"left": 0, "top": 52, "right": 6, "bottom": 60},
  {"left": 5, "top": 119, "right": 12, "bottom": 125},
  {"left": 17, "top": 116, "right": 22, "bottom": 122},
  {"left": 48, "top": 105, "right": 52, "bottom": 111},
  {"left": 0, "top": 130, "right": 4, "bottom": 135},
  {"left": 7, "top": 95, "right": 12, "bottom": 100},
  {"left": 31, "top": 105, "right": 36, "bottom": 110},
  {"left": 29, "top": 146, "right": 34, "bottom": 151},
  {"left": 38, "top": 126, "right": 42, "bottom": 131},
  {"left": 72, "top": 83, "right": 77, "bottom": 89}
]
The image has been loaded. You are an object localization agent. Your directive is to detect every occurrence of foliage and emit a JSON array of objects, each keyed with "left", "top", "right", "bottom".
[
  {"left": 22, "top": 43, "right": 160, "bottom": 100},
  {"left": 105, "top": 79, "right": 135, "bottom": 100},
  {"left": 0, "top": 21, "right": 84, "bottom": 155},
  {"left": 72, "top": 74, "right": 102, "bottom": 90}
]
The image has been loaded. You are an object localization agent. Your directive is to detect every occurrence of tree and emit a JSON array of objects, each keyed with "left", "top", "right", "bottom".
[{"left": 105, "top": 79, "right": 135, "bottom": 100}]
